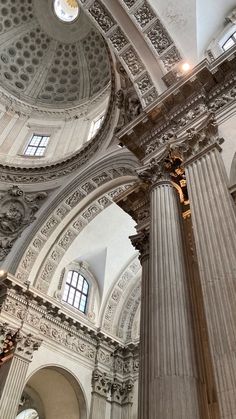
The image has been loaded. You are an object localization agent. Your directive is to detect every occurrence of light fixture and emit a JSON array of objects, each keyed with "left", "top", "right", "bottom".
[{"left": 181, "top": 62, "right": 191, "bottom": 72}]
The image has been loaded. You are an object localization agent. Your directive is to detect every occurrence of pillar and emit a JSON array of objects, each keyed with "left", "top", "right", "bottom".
[
  {"left": 110, "top": 378, "right": 133, "bottom": 419},
  {"left": 182, "top": 120, "right": 236, "bottom": 418},
  {"left": 89, "top": 369, "right": 111, "bottom": 419},
  {"left": 130, "top": 230, "right": 150, "bottom": 419},
  {"left": 0, "top": 326, "right": 41, "bottom": 419},
  {"left": 147, "top": 173, "right": 201, "bottom": 418}
]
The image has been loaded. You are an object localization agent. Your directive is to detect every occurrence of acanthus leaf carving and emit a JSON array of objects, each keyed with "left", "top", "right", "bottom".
[{"left": 0, "top": 186, "right": 47, "bottom": 261}]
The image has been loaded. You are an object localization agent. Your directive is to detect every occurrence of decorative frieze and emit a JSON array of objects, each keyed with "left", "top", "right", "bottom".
[{"left": 0, "top": 276, "right": 139, "bottom": 371}]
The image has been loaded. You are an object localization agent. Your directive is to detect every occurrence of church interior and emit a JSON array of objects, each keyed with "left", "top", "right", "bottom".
[{"left": 0, "top": 0, "right": 236, "bottom": 418}]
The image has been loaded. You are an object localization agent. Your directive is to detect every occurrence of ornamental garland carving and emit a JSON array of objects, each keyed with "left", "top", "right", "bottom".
[{"left": 0, "top": 185, "right": 47, "bottom": 261}]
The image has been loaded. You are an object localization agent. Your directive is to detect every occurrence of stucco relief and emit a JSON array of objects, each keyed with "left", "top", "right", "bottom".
[
  {"left": 102, "top": 256, "right": 141, "bottom": 339},
  {"left": 16, "top": 178, "right": 135, "bottom": 292},
  {"left": 0, "top": 186, "right": 47, "bottom": 261}
]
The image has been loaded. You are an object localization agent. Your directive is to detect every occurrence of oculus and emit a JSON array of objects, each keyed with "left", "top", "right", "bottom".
[{"left": 53, "top": 0, "right": 79, "bottom": 23}]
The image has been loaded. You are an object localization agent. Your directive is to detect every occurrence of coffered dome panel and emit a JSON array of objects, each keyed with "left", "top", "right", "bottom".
[{"left": 0, "top": 0, "right": 111, "bottom": 109}]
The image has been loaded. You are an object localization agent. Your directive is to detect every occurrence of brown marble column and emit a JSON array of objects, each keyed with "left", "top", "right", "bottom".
[
  {"left": 179, "top": 119, "right": 236, "bottom": 418},
  {"left": 0, "top": 325, "right": 41, "bottom": 419}
]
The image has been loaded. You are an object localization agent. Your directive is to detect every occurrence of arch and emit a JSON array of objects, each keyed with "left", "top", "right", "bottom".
[
  {"left": 6, "top": 150, "right": 138, "bottom": 275},
  {"left": 77, "top": 0, "right": 183, "bottom": 102},
  {"left": 100, "top": 254, "right": 141, "bottom": 341},
  {"left": 23, "top": 365, "right": 88, "bottom": 419}
]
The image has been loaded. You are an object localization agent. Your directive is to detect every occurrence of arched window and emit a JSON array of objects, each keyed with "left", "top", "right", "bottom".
[
  {"left": 62, "top": 270, "right": 89, "bottom": 313},
  {"left": 222, "top": 31, "right": 236, "bottom": 51},
  {"left": 16, "top": 409, "right": 39, "bottom": 419}
]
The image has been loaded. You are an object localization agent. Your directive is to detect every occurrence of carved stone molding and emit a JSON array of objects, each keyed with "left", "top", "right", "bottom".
[
  {"left": 101, "top": 256, "right": 141, "bottom": 336},
  {"left": 0, "top": 275, "right": 140, "bottom": 370},
  {"left": 117, "top": 53, "right": 236, "bottom": 161},
  {"left": 0, "top": 186, "right": 47, "bottom": 261},
  {"left": 16, "top": 181, "right": 134, "bottom": 292}
]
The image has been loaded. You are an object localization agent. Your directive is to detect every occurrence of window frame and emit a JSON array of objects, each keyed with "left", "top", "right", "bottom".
[
  {"left": 24, "top": 134, "right": 50, "bottom": 157},
  {"left": 56, "top": 261, "right": 99, "bottom": 323},
  {"left": 87, "top": 115, "right": 104, "bottom": 141},
  {"left": 62, "top": 270, "right": 89, "bottom": 314},
  {"left": 222, "top": 31, "right": 236, "bottom": 51}
]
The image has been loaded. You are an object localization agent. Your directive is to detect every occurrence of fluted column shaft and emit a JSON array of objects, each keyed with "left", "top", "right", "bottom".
[
  {"left": 0, "top": 330, "right": 41, "bottom": 419},
  {"left": 185, "top": 146, "right": 236, "bottom": 418},
  {"left": 0, "top": 354, "right": 29, "bottom": 419},
  {"left": 149, "top": 178, "right": 201, "bottom": 418},
  {"left": 137, "top": 239, "right": 149, "bottom": 419}
]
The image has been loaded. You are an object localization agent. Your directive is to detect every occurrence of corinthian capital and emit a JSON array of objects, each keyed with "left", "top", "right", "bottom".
[
  {"left": 92, "top": 369, "right": 111, "bottom": 397},
  {"left": 137, "top": 145, "right": 184, "bottom": 186},
  {"left": 130, "top": 230, "right": 149, "bottom": 261},
  {"left": 173, "top": 114, "right": 223, "bottom": 163},
  {"left": 14, "top": 332, "right": 42, "bottom": 361}
]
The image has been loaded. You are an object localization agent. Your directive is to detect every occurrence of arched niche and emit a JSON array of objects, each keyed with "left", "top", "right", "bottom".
[{"left": 19, "top": 366, "right": 87, "bottom": 419}]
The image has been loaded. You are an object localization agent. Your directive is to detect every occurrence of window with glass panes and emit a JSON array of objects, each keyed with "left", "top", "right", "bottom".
[
  {"left": 62, "top": 271, "right": 89, "bottom": 313},
  {"left": 24, "top": 134, "right": 50, "bottom": 156},
  {"left": 88, "top": 115, "right": 104, "bottom": 140},
  {"left": 223, "top": 31, "right": 236, "bottom": 51}
]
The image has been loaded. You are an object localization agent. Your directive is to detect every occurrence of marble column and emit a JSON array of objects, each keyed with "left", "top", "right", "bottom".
[
  {"left": 130, "top": 230, "right": 150, "bottom": 419},
  {"left": 181, "top": 124, "right": 236, "bottom": 418},
  {"left": 89, "top": 369, "right": 111, "bottom": 419},
  {"left": 146, "top": 173, "right": 201, "bottom": 418},
  {"left": 0, "top": 327, "right": 42, "bottom": 419}
]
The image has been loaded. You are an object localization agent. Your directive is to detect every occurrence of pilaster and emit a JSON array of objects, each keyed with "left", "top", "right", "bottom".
[{"left": 0, "top": 325, "right": 41, "bottom": 419}]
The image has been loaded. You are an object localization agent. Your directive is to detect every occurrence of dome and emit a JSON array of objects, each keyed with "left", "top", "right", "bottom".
[{"left": 0, "top": 0, "right": 111, "bottom": 109}]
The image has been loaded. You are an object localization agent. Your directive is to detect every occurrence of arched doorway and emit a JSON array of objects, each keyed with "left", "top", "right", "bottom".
[{"left": 17, "top": 367, "right": 87, "bottom": 419}]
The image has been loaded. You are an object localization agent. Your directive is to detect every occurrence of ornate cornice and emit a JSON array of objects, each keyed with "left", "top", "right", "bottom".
[
  {"left": 117, "top": 50, "right": 236, "bottom": 160},
  {"left": 0, "top": 274, "right": 140, "bottom": 373}
]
